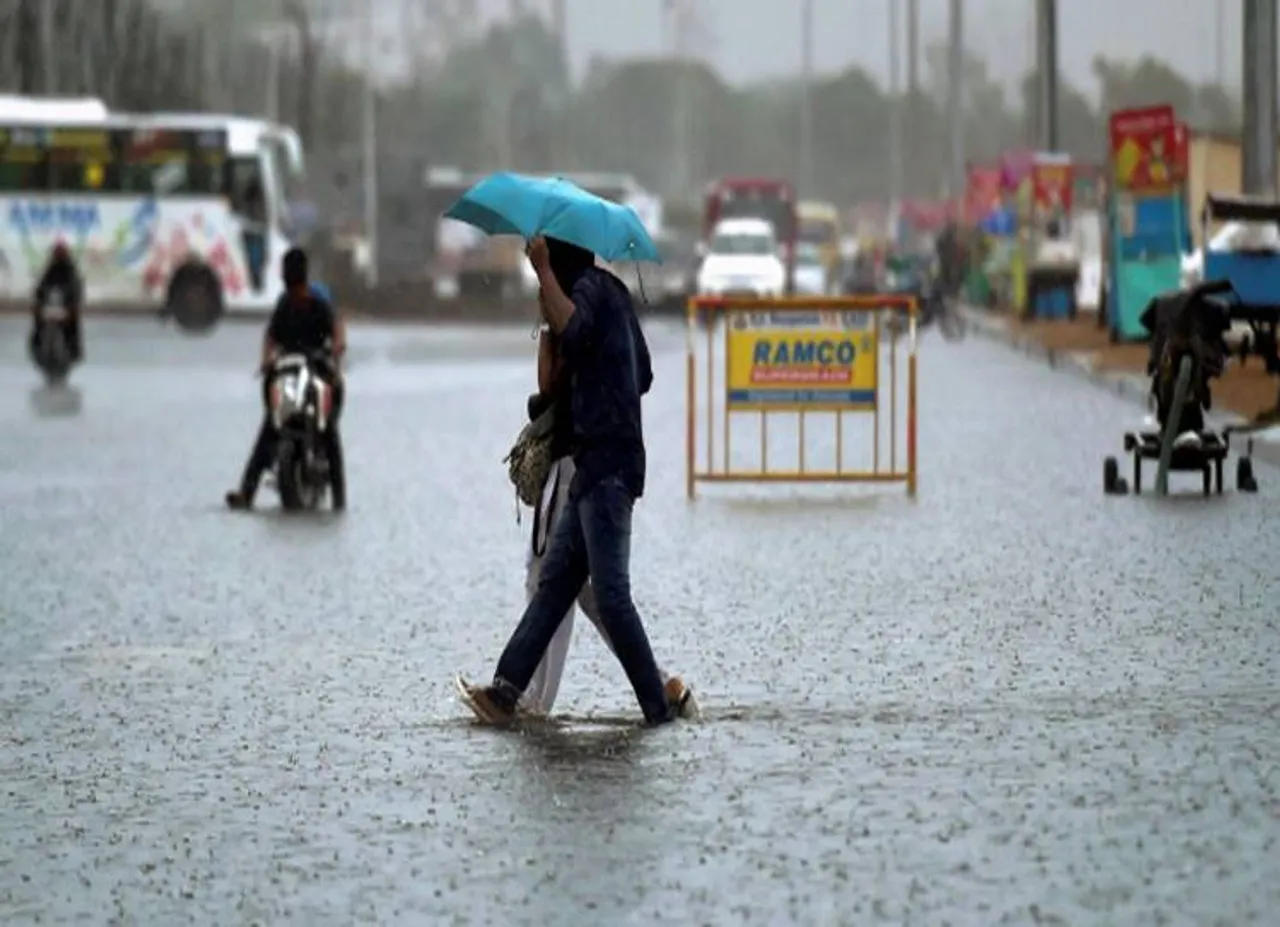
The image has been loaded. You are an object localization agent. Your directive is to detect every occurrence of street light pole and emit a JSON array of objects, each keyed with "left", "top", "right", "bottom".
[
  {"left": 887, "top": 0, "right": 903, "bottom": 237},
  {"left": 946, "top": 0, "right": 965, "bottom": 207},
  {"left": 1034, "top": 0, "right": 1058, "bottom": 151},
  {"left": 1242, "top": 0, "right": 1278, "bottom": 196}
]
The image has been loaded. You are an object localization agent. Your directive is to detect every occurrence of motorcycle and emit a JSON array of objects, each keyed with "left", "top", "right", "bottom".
[
  {"left": 265, "top": 349, "right": 337, "bottom": 511},
  {"left": 30, "top": 288, "right": 75, "bottom": 384},
  {"left": 883, "top": 276, "right": 967, "bottom": 342}
]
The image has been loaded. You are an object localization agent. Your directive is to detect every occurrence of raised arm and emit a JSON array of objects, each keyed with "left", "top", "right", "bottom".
[
  {"left": 261, "top": 300, "right": 284, "bottom": 371},
  {"left": 537, "top": 324, "right": 566, "bottom": 393}
]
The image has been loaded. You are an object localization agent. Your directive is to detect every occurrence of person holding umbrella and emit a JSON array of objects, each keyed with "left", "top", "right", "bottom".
[{"left": 447, "top": 173, "right": 694, "bottom": 726}]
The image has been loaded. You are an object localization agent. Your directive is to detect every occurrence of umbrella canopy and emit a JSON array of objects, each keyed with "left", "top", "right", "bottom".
[{"left": 443, "top": 172, "right": 662, "bottom": 263}]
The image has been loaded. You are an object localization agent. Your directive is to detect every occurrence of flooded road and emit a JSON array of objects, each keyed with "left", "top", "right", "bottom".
[{"left": 2, "top": 315, "right": 1278, "bottom": 925}]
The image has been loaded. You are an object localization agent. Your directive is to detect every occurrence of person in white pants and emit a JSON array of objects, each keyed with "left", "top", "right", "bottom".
[
  {"left": 521, "top": 453, "right": 605, "bottom": 713},
  {"left": 518, "top": 324, "right": 696, "bottom": 717}
]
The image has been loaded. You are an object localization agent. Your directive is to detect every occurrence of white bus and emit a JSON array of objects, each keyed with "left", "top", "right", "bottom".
[{"left": 0, "top": 95, "right": 304, "bottom": 325}]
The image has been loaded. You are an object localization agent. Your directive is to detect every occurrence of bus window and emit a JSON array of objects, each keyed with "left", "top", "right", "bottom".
[
  {"left": 0, "top": 159, "right": 45, "bottom": 191},
  {"left": 45, "top": 127, "right": 116, "bottom": 193},
  {"left": 122, "top": 157, "right": 227, "bottom": 195},
  {"left": 47, "top": 156, "right": 117, "bottom": 192},
  {"left": 799, "top": 219, "right": 834, "bottom": 245},
  {"left": 263, "top": 138, "right": 299, "bottom": 203},
  {"left": 120, "top": 128, "right": 227, "bottom": 196}
]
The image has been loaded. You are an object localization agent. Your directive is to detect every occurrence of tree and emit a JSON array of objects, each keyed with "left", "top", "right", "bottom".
[
  {"left": 1093, "top": 54, "right": 1194, "bottom": 115},
  {"left": 0, "top": 4, "right": 1250, "bottom": 217},
  {"left": 1018, "top": 72, "right": 1102, "bottom": 161}
]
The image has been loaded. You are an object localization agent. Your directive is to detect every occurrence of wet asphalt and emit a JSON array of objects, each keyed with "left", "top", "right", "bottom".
[{"left": 1, "top": 314, "right": 1278, "bottom": 926}]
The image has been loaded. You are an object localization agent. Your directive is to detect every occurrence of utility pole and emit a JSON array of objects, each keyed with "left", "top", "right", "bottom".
[
  {"left": 905, "top": 0, "right": 918, "bottom": 97},
  {"left": 1034, "top": 0, "right": 1058, "bottom": 151},
  {"left": 362, "top": 1, "right": 379, "bottom": 286},
  {"left": 945, "top": 0, "right": 965, "bottom": 207},
  {"left": 1242, "top": 0, "right": 1278, "bottom": 196},
  {"left": 1214, "top": 0, "right": 1226, "bottom": 88},
  {"left": 799, "top": 0, "right": 814, "bottom": 197},
  {"left": 668, "top": 0, "right": 691, "bottom": 199},
  {"left": 887, "top": 0, "right": 902, "bottom": 237}
]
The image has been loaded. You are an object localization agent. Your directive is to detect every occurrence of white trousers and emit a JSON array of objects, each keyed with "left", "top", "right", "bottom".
[{"left": 521, "top": 456, "right": 612, "bottom": 714}]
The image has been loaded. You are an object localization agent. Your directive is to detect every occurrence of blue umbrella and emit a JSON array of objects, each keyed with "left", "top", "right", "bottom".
[{"left": 443, "top": 172, "right": 662, "bottom": 263}]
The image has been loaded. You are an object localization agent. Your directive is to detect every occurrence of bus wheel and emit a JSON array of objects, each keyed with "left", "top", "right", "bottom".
[{"left": 167, "top": 263, "right": 224, "bottom": 334}]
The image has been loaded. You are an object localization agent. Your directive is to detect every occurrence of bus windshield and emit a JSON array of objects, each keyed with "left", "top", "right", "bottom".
[{"left": 798, "top": 217, "right": 837, "bottom": 245}]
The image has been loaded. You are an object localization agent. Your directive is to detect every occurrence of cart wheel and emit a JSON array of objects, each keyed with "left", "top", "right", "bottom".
[{"left": 1237, "top": 456, "right": 1258, "bottom": 493}]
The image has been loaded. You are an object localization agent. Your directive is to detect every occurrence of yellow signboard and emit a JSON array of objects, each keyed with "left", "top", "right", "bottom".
[{"left": 725, "top": 309, "right": 878, "bottom": 410}]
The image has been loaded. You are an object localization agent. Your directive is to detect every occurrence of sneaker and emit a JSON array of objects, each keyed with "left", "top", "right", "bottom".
[
  {"left": 1173, "top": 431, "right": 1202, "bottom": 450},
  {"left": 456, "top": 676, "right": 519, "bottom": 726},
  {"left": 664, "top": 676, "right": 701, "bottom": 720},
  {"left": 225, "top": 490, "right": 252, "bottom": 510}
]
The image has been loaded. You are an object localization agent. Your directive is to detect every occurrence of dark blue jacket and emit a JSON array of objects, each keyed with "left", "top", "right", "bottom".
[{"left": 558, "top": 267, "right": 653, "bottom": 499}]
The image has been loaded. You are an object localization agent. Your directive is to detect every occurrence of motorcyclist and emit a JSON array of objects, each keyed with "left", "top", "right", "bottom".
[
  {"left": 225, "top": 248, "right": 347, "bottom": 511},
  {"left": 31, "top": 242, "right": 84, "bottom": 362}
]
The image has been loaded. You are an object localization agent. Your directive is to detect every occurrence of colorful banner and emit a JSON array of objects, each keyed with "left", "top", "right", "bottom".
[
  {"left": 1108, "top": 105, "right": 1188, "bottom": 192},
  {"left": 964, "top": 165, "right": 1003, "bottom": 224},
  {"left": 1031, "top": 153, "right": 1074, "bottom": 216},
  {"left": 999, "top": 149, "right": 1035, "bottom": 193},
  {"left": 726, "top": 309, "right": 878, "bottom": 411}
]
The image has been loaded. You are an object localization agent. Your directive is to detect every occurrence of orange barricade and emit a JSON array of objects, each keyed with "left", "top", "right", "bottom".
[{"left": 684, "top": 295, "right": 918, "bottom": 499}]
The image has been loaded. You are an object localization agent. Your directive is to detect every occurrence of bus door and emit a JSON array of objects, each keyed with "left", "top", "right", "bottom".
[{"left": 228, "top": 151, "right": 270, "bottom": 292}]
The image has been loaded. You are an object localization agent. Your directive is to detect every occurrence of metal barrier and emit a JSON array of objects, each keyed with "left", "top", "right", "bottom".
[{"left": 684, "top": 295, "right": 918, "bottom": 499}]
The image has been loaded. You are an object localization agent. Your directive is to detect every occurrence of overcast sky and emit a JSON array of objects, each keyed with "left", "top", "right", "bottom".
[
  {"left": 310, "top": 0, "right": 1242, "bottom": 99},
  {"left": 540, "top": 0, "right": 1239, "bottom": 97}
]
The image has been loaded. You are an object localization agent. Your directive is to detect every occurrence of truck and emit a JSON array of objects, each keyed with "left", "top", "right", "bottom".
[{"left": 702, "top": 177, "right": 797, "bottom": 293}]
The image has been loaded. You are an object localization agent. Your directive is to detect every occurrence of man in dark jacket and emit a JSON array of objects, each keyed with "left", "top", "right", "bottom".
[
  {"left": 226, "top": 248, "right": 347, "bottom": 511},
  {"left": 460, "top": 236, "right": 691, "bottom": 726},
  {"left": 31, "top": 243, "right": 84, "bottom": 361}
]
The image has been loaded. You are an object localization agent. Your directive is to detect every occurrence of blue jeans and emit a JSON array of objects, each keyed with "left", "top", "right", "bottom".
[{"left": 494, "top": 475, "right": 671, "bottom": 724}]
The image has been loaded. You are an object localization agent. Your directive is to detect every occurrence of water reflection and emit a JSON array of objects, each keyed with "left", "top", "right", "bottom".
[{"left": 28, "top": 383, "right": 82, "bottom": 417}]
